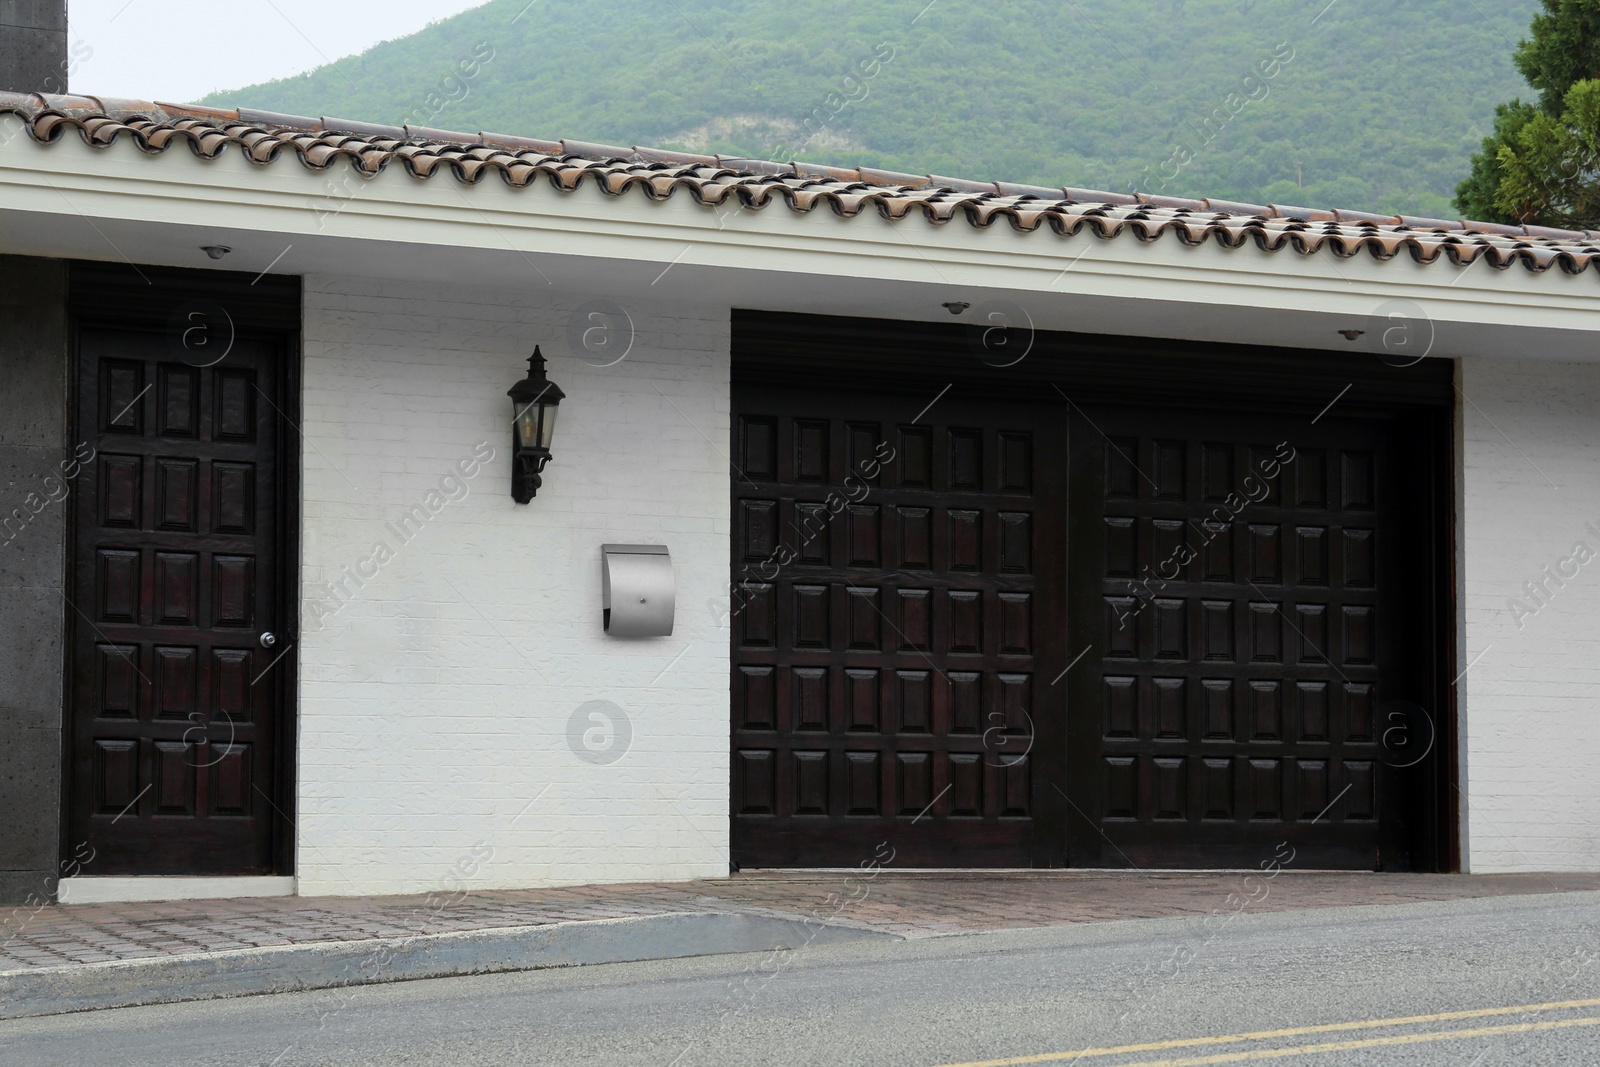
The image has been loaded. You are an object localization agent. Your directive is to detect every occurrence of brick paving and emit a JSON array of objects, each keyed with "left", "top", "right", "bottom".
[{"left": 1, "top": 871, "right": 1593, "bottom": 972}]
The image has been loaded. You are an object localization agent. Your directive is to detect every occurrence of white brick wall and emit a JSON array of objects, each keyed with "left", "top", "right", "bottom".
[
  {"left": 1461, "top": 356, "right": 1600, "bottom": 872},
  {"left": 297, "top": 275, "right": 731, "bottom": 896}
]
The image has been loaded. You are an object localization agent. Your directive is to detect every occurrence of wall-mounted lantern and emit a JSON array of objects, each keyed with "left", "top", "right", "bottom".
[{"left": 506, "top": 346, "right": 565, "bottom": 504}]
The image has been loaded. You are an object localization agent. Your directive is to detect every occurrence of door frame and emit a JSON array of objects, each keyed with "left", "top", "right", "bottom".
[
  {"left": 732, "top": 309, "right": 1460, "bottom": 872},
  {"left": 60, "top": 261, "right": 303, "bottom": 878}
]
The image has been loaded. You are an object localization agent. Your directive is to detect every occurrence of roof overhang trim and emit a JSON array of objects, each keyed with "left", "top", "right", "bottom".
[{"left": 4, "top": 92, "right": 1599, "bottom": 282}]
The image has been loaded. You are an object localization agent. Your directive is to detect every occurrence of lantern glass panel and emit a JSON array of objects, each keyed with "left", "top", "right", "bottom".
[
  {"left": 515, "top": 401, "right": 540, "bottom": 449},
  {"left": 538, "top": 402, "right": 558, "bottom": 450}
]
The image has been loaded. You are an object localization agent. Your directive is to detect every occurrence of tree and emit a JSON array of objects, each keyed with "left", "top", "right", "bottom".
[{"left": 1455, "top": 0, "right": 1600, "bottom": 228}]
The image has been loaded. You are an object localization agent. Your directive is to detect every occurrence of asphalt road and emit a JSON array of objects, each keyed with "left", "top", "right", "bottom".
[{"left": 2, "top": 889, "right": 1597, "bottom": 1066}]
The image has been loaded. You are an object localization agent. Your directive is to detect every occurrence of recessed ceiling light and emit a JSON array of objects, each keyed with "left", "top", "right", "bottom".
[{"left": 201, "top": 245, "right": 232, "bottom": 260}]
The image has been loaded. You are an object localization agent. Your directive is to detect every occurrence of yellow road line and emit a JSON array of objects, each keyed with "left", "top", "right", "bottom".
[
  {"left": 1098, "top": 1017, "right": 1600, "bottom": 1067},
  {"left": 931, "top": 998, "right": 1600, "bottom": 1067}
]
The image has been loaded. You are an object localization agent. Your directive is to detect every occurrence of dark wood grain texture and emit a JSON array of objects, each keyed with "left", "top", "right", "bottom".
[
  {"left": 732, "top": 311, "right": 1454, "bottom": 871},
  {"left": 730, "top": 388, "right": 1069, "bottom": 868},
  {"left": 1063, "top": 408, "right": 1435, "bottom": 870},
  {"left": 66, "top": 264, "right": 299, "bottom": 876}
]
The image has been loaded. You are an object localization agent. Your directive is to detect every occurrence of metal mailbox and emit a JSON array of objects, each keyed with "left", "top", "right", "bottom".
[{"left": 601, "top": 544, "right": 674, "bottom": 637}]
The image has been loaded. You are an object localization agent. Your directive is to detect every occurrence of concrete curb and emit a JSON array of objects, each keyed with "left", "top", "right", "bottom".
[{"left": 0, "top": 911, "right": 897, "bottom": 1020}]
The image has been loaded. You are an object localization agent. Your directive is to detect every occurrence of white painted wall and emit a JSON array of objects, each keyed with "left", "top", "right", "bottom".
[
  {"left": 1460, "top": 356, "right": 1600, "bottom": 872},
  {"left": 296, "top": 275, "right": 731, "bottom": 896}
]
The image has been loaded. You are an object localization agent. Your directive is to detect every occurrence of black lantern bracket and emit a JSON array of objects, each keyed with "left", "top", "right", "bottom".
[{"left": 512, "top": 447, "right": 548, "bottom": 505}]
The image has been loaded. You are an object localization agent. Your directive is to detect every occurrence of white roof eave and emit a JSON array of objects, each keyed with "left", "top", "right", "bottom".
[{"left": 2, "top": 112, "right": 1596, "bottom": 362}]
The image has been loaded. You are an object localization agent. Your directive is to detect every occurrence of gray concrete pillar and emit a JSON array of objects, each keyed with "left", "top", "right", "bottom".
[
  {"left": 0, "top": 2, "right": 70, "bottom": 95},
  {"left": 0, "top": 254, "right": 68, "bottom": 904}
]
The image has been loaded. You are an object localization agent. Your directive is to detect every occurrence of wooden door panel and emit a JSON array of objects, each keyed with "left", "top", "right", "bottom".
[
  {"left": 730, "top": 388, "right": 1067, "bottom": 869},
  {"left": 68, "top": 325, "right": 284, "bottom": 875},
  {"left": 1065, "top": 409, "right": 1426, "bottom": 870}
]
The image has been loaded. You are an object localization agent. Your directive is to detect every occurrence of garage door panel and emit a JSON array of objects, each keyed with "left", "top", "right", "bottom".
[
  {"left": 1065, "top": 406, "right": 1422, "bottom": 871},
  {"left": 732, "top": 389, "right": 1066, "bottom": 868}
]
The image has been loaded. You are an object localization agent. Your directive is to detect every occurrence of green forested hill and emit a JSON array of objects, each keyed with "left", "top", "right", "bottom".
[{"left": 202, "top": 0, "right": 1540, "bottom": 218}]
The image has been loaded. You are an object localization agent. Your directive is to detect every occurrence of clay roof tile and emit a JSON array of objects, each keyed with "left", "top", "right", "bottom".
[{"left": 1, "top": 94, "right": 1594, "bottom": 282}]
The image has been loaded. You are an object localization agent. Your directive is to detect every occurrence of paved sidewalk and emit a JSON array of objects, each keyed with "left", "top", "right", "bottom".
[{"left": 4, "top": 869, "right": 1595, "bottom": 970}]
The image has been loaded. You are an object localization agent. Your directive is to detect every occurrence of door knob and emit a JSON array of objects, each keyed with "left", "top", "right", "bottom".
[{"left": 259, "top": 632, "right": 276, "bottom": 648}]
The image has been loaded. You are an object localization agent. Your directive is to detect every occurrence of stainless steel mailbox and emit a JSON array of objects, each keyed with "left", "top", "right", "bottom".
[{"left": 601, "top": 544, "right": 674, "bottom": 637}]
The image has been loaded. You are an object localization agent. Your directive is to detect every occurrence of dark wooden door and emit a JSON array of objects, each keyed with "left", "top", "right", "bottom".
[
  {"left": 1064, "top": 407, "right": 1428, "bottom": 870},
  {"left": 730, "top": 387, "right": 1067, "bottom": 867},
  {"left": 67, "top": 325, "right": 286, "bottom": 875}
]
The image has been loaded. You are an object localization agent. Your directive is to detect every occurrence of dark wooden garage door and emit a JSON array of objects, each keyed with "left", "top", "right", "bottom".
[
  {"left": 732, "top": 380, "right": 1437, "bottom": 870},
  {"left": 1063, "top": 408, "right": 1427, "bottom": 870},
  {"left": 729, "top": 387, "right": 1067, "bottom": 867},
  {"left": 732, "top": 311, "right": 1452, "bottom": 872},
  {"left": 66, "top": 313, "right": 291, "bottom": 876}
]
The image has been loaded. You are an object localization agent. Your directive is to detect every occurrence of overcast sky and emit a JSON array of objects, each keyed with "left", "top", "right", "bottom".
[{"left": 69, "top": 0, "right": 492, "bottom": 103}]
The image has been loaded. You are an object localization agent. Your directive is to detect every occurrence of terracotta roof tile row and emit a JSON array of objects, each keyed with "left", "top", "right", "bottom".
[{"left": 5, "top": 92, "right": 1600, "bottom": 280}]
